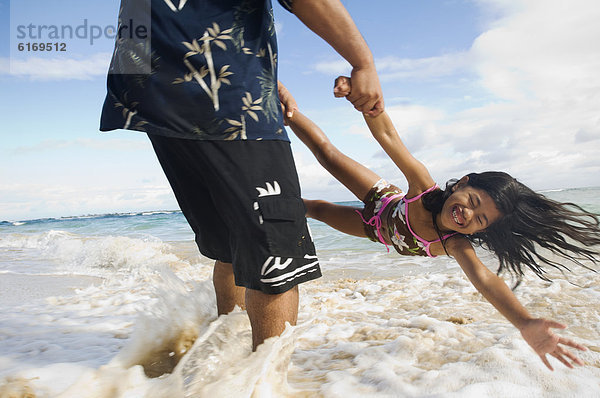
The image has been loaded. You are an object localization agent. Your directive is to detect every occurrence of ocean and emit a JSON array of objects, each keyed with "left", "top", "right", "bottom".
[{"left": 1, "top": 187, "right": 600, "bottom": 397}]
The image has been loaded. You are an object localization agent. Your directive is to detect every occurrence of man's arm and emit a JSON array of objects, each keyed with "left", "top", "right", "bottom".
[{"left": 287, "top": 0, "right": 383, "bottom": 116}]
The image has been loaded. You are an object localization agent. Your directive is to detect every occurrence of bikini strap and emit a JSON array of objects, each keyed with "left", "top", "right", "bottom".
[
  {"left": 403, "top": 183, "right": 456, "bottom": 257},
  {"left": 403, "top": 184, "right": 439, "bottom": 203},
  {"left": 430, "top": 232, "right": 458, "bottom": 243},
  {"left": 356, "top": 192, "right": 404, "bottom": 252}
]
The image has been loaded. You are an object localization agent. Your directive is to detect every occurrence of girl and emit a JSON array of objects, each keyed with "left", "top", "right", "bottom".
[{"left": 278, "top": 77, "right": 600, "bottom": 371}]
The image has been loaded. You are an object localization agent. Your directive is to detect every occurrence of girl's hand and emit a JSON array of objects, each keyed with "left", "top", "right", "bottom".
[
  {"left": 277, "top": 81, "right": 298, "bottom": 125},
  {"left": 519, "top": 318, "right": 587, "bottom": 370},
  {"left": 334, "top": 74, "right": 384, "bottom": 116},
  {"left": 334, "top": 75, "right": 352, "bottom": 97}
]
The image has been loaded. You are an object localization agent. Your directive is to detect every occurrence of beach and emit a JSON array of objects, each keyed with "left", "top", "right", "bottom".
[
  {"left": 0, "top": 274, "right": 102, "bottom": 306},
  {"left": 1, "top": 188, "right": 600, "bottom": 397}
]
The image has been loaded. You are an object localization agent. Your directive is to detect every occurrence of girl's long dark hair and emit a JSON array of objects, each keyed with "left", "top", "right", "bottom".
[{"left": 422, "top": 171, "right": 600, "bottom": 283}]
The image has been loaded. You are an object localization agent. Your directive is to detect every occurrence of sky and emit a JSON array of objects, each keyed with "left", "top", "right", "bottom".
[{"left": 1, "top": 0, "right": 599, "bottom": 221}]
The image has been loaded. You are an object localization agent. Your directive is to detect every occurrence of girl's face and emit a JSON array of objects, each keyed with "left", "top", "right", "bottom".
[{"left": 439, "top": 177, "right": 503, "bottom": 234}]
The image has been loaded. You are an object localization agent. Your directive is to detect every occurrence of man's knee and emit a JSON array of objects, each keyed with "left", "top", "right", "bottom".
[
  {"left": 213, "top": 260, "right": 235, "bottom": 287},
  {"left": 245, "top": 286, "right": 299, "bottom": 349},
  {"left": 245, "top": 285, "right": 298, "bottom": 304},
  {"left": 245, "top": 286, "right": 299, "bottom": 321}
]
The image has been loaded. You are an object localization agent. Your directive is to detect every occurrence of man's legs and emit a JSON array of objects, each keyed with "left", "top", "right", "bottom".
[
  {"left": 213, "top": 260, "right": 299, "bottom": 350},
  {"left": 213, "top": 260, "right": 246, "bottom": 314},
  {"left": 246, "top": 285, "right": 298, "bottom": 350},
  {"left": 149, "top": 135, "right": 318, "bottom": 351}
]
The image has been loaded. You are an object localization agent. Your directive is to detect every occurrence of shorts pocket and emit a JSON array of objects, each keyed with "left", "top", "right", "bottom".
[{"left": 257, "top": 196, "right": 313, "bottom": 258}]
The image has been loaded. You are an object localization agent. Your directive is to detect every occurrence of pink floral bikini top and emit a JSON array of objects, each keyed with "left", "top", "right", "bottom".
[{"left": 358, "top": 181, "right": 457, "bottom": 258}]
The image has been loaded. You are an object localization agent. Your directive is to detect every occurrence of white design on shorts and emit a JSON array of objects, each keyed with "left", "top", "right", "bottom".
[
  {"left": 261, "top": 256, "right": 293, "bottom": 276},
  {"left": 260, "top": 254, "right": 319, "bottom": 286},
  {"left": 256, "top": 181, "right": 281, "bottom": 197},
  {"left": 253, "top": 201, "right": 264, "bottom": 224}
]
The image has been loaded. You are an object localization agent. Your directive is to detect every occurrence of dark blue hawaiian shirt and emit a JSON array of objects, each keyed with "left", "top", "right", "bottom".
[{"left": 100, "top": 0, "right": 293, "bottom": 141}]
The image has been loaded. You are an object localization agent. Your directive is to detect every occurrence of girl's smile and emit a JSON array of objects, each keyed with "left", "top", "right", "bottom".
[
  {"left": 439, "top": 178, "right": 502, "bottom": 235},
  {"left": 451, "top": 205, "right": 464, "bottom": 226}
]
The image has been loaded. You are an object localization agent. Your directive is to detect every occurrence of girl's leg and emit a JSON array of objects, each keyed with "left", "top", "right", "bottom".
[
  {"left": 304, "top": 199, "right": 367, "bottom": 238},
  {"left": 288, "top": 111, "right": 381, "bottom": 201}
]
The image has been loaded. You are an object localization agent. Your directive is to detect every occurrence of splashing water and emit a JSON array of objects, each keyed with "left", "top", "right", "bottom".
[{"left": 1, "top": 189, "right": 600, "bottom": 397}]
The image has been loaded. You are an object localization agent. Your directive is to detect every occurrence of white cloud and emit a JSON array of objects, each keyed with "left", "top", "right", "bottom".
[
  {"left": 4, "top": 1, "right": 599, "bottom": 219},
  {"left": 313, "top": 52, "right": 470, "bottom": 82},
  {"left": 394, "top": 96, "right": 600, "bottom": 190},
  {"left": 376, "top": 52, "right": 471, "bottom": 81},
  {"left": 1, "top": 52, "right": 112, "bottom": 80},
  {"left": 447, "top": 0, "right": 600, "bottom": 188},
  {"left": 575, "top": 123, "right": 600, "bottom": 143},
  {"left": 471, "top": 0, "right": 600, "bottom": 102},
  {"left": 313, "top": 59, "right": 350, "bottom": 76},
  {"left": 386, "top": 105, "right": 445, "bottom": 134},
  {"left": 0, "top": 183, "right": 177, "bottom": 221},
  {"left": 304, "top": 0, "right": 600, "bottom": 195},
  {"left": 291, "top": 150, "right": 344, "bottom": 199}
]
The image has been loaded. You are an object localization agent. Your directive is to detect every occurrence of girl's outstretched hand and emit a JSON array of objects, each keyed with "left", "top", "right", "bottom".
[
  {"left": 519, "top": 318, "right": 587, "bottom": 370},
  {"left": 277, "top": 81, "right": 298, "bottom": 125}
]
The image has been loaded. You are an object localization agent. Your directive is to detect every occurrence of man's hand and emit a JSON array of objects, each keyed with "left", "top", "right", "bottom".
[
  {"left": 334, "top": 72, "right": 383, "bottom": 116},
  {"left": 348, "top": 66, "right": 383, "bottom": 116},
  {"left": 290, "top": 0, "right": 384, "bottom": 116},
  {"left": 519, "top": 318, "right": 587, "bottom": 370}
]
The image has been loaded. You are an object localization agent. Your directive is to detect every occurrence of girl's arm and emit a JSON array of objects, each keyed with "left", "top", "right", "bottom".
[
  {"left": 364, "top": 111, "right": 435, "bottom": 192},
  {"left": 334, "top": 76, "right": 434, "bottom": 192},
  {"left": 447, "top": 238, "right": 586, "bottom": 370},
  {"left": 278, "top": 82, "right": 382, "bottom": 201}
]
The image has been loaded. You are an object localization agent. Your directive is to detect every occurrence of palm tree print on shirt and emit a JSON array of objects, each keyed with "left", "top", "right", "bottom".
[
  {"left": 114, "top": 92, "right": 149, "bottom": 131},
  {"left": 224, "top": 92, "right": 264, "bottom": 140},
  {"left": 163, "top": 0, "right": 187, "bottom": 12},
  {"left": 174, "top": 23, "right": 234, "bottom": 112},
  {"left": 257, "top": 42, "right": 281, "bottom": 124},
  {"left": 102, "top": 0, "right": 288, "bottom": 141}
]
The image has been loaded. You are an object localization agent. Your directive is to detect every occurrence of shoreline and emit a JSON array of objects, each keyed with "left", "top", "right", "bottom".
[{"left": 0, "top": 273, "right": 103, "bottom": 306}]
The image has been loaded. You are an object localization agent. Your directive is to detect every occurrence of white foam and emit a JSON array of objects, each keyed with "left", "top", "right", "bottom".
[
  {"left": 1, "top": 256, "right": 600, "bottom": 396},
  {"left": 0, "top": 230, "right": 189, "bottom": 278}
]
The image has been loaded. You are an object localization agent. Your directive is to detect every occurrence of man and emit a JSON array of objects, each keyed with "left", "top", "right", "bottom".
[{"left": 100, "top": 0, "right": 383, "bottom": 350}]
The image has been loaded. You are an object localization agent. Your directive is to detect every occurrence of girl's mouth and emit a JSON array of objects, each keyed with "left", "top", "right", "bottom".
[{"left": 452, "top": 205, "right": 464, "bottom": 226}]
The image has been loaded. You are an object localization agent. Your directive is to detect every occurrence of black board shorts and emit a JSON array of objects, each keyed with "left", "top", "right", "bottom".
[{"left": 148, "top": 134, "right": 321, "bottom": 294}]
